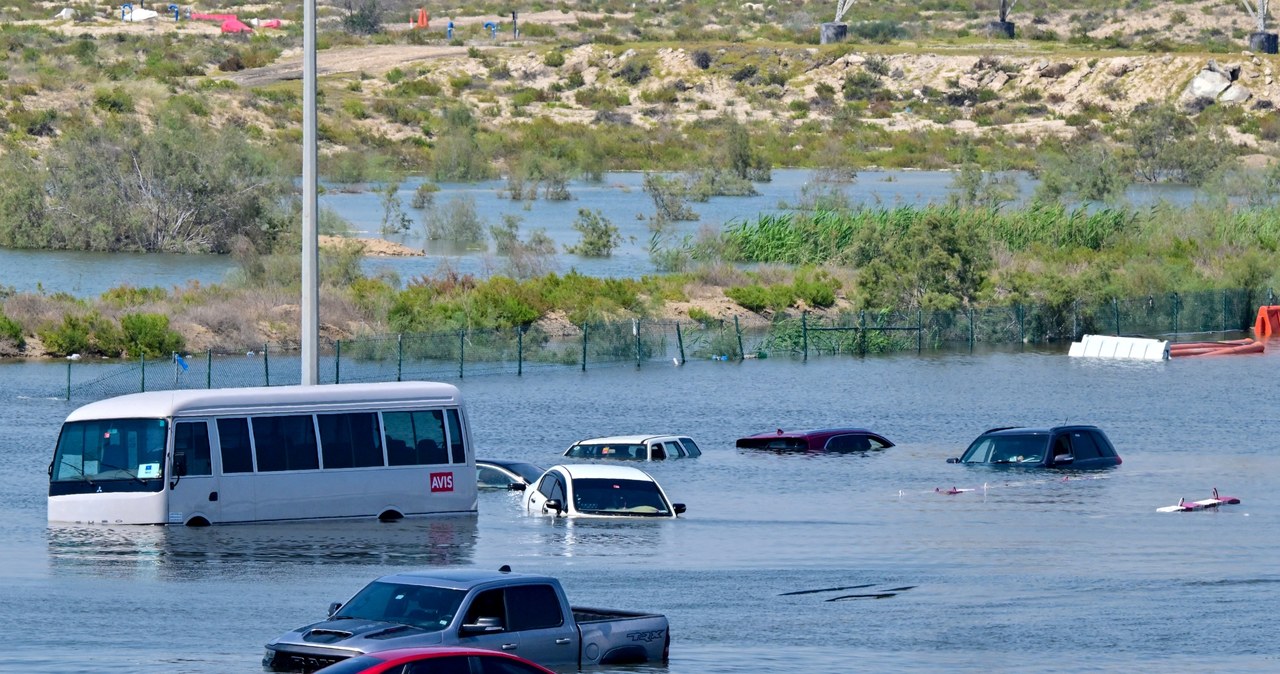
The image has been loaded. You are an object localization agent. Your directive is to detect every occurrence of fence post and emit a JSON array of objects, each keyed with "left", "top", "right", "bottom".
[
  {"left": 397, "top": 334, "right": 403, "bottom": 382},
  {"left": 917, "top": 308, "right": 923, "bottom": 353},
  {"left": 1017, "top": 304, "right": 1025, "bottom": 344},
  {"left": 858, "top": 310, "right": 867, "bottom": 356},
  {"left": 1172, "top": 293, "right": 1179, "bottom": 339},
  {"left": 206, "top": 349, "right": 212, "bottom": 389},
  {"left": 140, "top": 353, "right": 146, "bottom": 392},
  {"left": 581, "top": 323, "right": 588, "bottom": 372},
  {"left": 263, "top": 342, "right": 269, "bottom": 386},
  {"left": 634, "top": 319, "right": 642, "bottom": 368},
  {"left": 458, "top": 330, "right": 465, "bottom": 379},
  {"left": 1072, "top": 300, "right": 1078, "bottom": 341},
  {"left": 1113, "top": 298, "right": 1120, "bottom": 336},
  {"left": 517, "top": 327, "right": 524, "bottom": 376},
  {"left": 1221, "top": 290, "right": 1227, "bottom": 334},
  {"left": 734, "top": 315, "right": 744, "bottom": 361},
  {"left": 66, "top": 360, "right": 71, "bottom": 401},
  {"left": 968, "top": 308, "right": 975, "bottom": 351},
  {"left": 335, "top": 339, "right": 342, "bottom": 384},
  {"left": 802, "top": 312, "right": 808, "bottom": 362},
  {"left": 675, "top": 322, "right": 685, "bottom": 365}
]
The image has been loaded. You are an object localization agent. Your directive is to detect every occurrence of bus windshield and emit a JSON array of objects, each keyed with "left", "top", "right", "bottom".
[{"left": 52, "top": 418, "right": 168, "bottom": 486}]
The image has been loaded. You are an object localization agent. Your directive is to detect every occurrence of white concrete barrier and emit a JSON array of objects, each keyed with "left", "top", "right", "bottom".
[{"left": 1068, "top": 334, "right": 1169, "bottom": 361}]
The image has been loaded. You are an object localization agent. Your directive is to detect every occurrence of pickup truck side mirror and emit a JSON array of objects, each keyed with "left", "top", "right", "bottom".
[
  {"left": 1053, "top": 454, "right": 1074, "bottom": 464},
  {"left": 673, "top": 503, "right": 686, "bottom": 515},
  {"left": 544, "top": 499, "right": 564, "bottom": 514},
  {"left": 946, "top": 457, "right": 961, "bottom": 463},
  {"left": 459, "top": 617, "right": 504, "bottom": 636},
  {"left": 507, "top": 482, "right": 526, "bottom": 492},
  {"left": 327, "top": 601, "right": 342, "bottom": 617}
]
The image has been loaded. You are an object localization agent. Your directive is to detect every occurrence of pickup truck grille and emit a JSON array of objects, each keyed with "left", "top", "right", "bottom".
[{"left": 263, "top": 647, "right": 350, "bottom": 673}]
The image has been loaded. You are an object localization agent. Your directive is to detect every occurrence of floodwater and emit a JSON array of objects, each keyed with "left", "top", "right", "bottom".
[
  {"left": 0, "top": 169, "right": 1197, "bottom": 298},
  {"left": 3, "top": 344, "right": 1278, "bottom": 673}
]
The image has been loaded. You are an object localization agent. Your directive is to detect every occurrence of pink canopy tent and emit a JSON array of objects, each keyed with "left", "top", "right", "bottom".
[{"left": 220, "top": 17, "right": 252, "bottom": 32}]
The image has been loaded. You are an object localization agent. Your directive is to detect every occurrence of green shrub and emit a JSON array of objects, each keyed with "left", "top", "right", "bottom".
[
  {"left": 93, "top": 87, "right": 134, "bottom": 113},
  {"left": 544, "top": 50, "right": 565, "bottom": 68},
  {"left": 38, "top": 312, "right": 123, "bottom": 357},
  {"left": 565, "top": 208, "right": 622, "bottom": 257},
  {"left": 0, "top": 311, "right": 23, "bottom": 348},
  {"left": 120, "top": 312, "right": 184, "bottom": 358},
  {"left": 726, "top": 284, "right": 793, "bottom": 313},
  {"left": 101, "top": 285, "right": 167, "bottom": 307}
]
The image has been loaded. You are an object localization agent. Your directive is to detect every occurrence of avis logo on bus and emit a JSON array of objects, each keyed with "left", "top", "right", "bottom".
[{"left": 429, "top": 472, "right": 454, "bottom": 492}]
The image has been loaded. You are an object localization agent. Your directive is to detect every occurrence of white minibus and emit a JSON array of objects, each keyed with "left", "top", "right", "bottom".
[{"left": 48, "top": 382, "right": 477, "bottom": 525}]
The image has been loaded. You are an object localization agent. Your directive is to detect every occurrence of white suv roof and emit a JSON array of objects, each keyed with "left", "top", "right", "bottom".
[{"left": 573, "top": 435, "right": 685, "bottom": 445}]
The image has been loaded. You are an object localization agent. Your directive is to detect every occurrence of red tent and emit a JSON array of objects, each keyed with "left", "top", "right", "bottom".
[{"left": 220, "top": 17, "right": 253, "bottom": 32}]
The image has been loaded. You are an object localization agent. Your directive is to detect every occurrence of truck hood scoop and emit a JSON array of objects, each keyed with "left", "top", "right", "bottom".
[{"left": 303, "top": 627, "right": 355, "bottom": 643}]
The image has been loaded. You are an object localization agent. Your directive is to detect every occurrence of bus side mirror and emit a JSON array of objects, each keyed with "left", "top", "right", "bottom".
[{"left": 328, "top": 602, "right": 342, "bottom": 617}]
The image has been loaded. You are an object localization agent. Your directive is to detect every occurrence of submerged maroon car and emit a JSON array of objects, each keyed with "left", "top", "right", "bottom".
[
  {"left": 735, "top": 428, "right": 894, "bottom": 452},
  {"left": 314, "top": 647, "right": 555, "bottom": 674}
]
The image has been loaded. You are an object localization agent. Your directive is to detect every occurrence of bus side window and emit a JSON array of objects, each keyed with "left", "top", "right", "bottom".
[
  {"left": 217, "top": 418, "right": 254, "bottom": 473},
  {"left": 446, "top": 409, "right": 466, "bottom": 464},
  {"left": 384, "top": 411, "right": 447, "bottom": 466},
  {"left": 174, "top": 421, "right": 212, "bottom": 476}
]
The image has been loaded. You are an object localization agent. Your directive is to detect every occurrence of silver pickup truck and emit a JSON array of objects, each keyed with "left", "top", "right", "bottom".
[{"left": 263, "top": 567, "right": 670, "bottom": 672}]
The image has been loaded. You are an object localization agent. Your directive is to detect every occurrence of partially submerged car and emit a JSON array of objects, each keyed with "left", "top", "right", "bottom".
[
  {"left": 314, "top": 646, "right": 555, "bottom": 674},
  {"left": 563, "top": 435, "right": 703, "bottom": 461},
  {"left": 475, "top": 458, "right": 544, "bottom": 490},
  {"left": 947, "top": 425, "right": 1122, "bottom": 469},
  {"left": 735, "top": 428, "right": 894, "bottom": 452},
  {"left": 520, "top": 464, "right": 686, "bottom": 518}
]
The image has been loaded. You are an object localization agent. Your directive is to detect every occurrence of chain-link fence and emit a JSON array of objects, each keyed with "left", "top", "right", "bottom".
[{"left": 49, "top": 287, "right": 1270, "bottom": 401}]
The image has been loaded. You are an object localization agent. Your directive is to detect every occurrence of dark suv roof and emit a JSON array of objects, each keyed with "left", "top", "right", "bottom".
[
  {"left": 954, "top": 425, "right": 1121, "bottom": 468},
  {"left": 736, "top": 428, "right": 894, "bottom": 452}
]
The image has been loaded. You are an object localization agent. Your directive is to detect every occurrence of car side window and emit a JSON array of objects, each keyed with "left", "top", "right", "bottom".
[
  {"left": 1090, "top": 431, "right": 1117, "bottom": 457},
  {"left": 464, "top": 588, "right": 507, "bottom": 627},
  {"left": 478, "top": 466, "right": 511, "bottom": 487},
  {"left": 826, "top": 434, "right": 872, "bottom": 451},
  {"left": 650, "top": 443, "right": 666, "bottom": 460},
  {"left": 678, "top": 437, "right": 702, "bottom": 457},
  {"left": 1070, "top": 431, "right": 1101, "bottom": 460},
  {"left": 402, "top": 655, "right": 472, "bottom": 674},
  {"left": 1051, "top": 434, "right": 1073, "bottom": 460},
  {"left": 536, "top": 474, "right": 556, "bottom": 498},
  {"left": 475, "top": 657, "right": 553, "bottom": 674},
  {"left": 505, "top": 584, "right": 565, "bottom": 631}
]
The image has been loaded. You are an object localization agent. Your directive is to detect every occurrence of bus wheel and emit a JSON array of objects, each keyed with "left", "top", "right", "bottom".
[{"left": 378, "top": 510, "right": 404, "bottom": 522}]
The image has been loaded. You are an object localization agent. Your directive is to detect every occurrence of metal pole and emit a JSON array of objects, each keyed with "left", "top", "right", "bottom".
[
  {"left": 66, "top": 360, "right": 71, "bottom": 401},
  {"left": 734, "top": 315, "right": 744, "bottom": 361},
  {"left": 802, "top": 312, "right": 808, "bottom": 362},
  {"left": 517, "top": 327, "right": 524, "bottom": 376},
  {"left": 300, "top": 0, "right": 319, "bottom": 386},
  {"left": 581, "top": 324, "right": 588, "bottom": 371},
  {"left": 1113, "top": 298, "right": 1120, "bottom": 336},
  {"left": 859, "top": 310, "right": 866, "bottom": 356},
  {"left": 206, "top": 349, "right": 212, "bottom": 389},
  {"left": 968, "top": 308, "right": 975, "bottom": 352},
  {"left": 397, "top": 334, "right": 403, "bottom": 382},
  {"left": 458, "top": 330, "right": 465, "bottom": 379},
  {"left": 676, "top": 322, "right": 685, "bottom": 365},
  {"left": 1221, "top": 290, "right": 1227, "bottom": 334},
  {"left": 1072, "top": 300, "right": 1078, "bottom": 341},
  {"left": 1172, "top": 293, "right": 1179, "bottom": 339},
  {"left": 1018, "top": 304, "right": 1025, "bottom": 344},
  {"left": 917, "top": 308, "right": 923, "bottom": 353},
  {"left": 263, "top": 342, "right": 269, "bottom": 386},
  {"left": 140, "top": 353, "right": 146, "bottom": 392},
  {"left": 634, "top": 319, "right": 642, "bottom": 368},
  {"left": 335, "top": 339, "right": 341, "bottom": 384}
]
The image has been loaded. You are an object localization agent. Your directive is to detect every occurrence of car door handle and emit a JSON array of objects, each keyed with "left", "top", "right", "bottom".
[
  {"left": 555, "top": 638, "right": 571, "bottom": 645},
  {"left": 501, "top": 644, "right": 518, "bottom": 651}
]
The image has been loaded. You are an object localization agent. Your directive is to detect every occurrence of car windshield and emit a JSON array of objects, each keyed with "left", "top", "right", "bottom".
[
  {"left": 51, "top": 418, "right": 168, "bottom": 486},
  {"left": 961, "top": 434, "right": 1049, "bottom": 464},
  {"left": 572, "top": 478, "right": 671, "bottom": 516},
  {"left": 333, "top": 581, "right": 466, "bottom": 631},
  {"left": 564, "top": 443, "right": 647, "bottom": 460}
]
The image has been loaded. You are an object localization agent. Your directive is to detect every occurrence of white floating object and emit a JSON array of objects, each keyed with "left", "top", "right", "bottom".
[{"left": 1068, "top": 334, "right": 1169, "bottom": 361}]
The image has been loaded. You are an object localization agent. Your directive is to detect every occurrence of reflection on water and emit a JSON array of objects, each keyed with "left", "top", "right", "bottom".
[{"left": 47, "top": 516, "right": 477, "bottom": 577}]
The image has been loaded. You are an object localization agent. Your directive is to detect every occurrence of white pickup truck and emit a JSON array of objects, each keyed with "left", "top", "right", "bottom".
[{"left": 263, "top": 567, "right": 670, "bottom": 672}]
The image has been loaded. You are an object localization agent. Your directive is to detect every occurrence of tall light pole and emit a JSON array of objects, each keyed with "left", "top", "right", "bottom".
[{"left": 301, "top": 0, "right": 319, "bottom": 385}]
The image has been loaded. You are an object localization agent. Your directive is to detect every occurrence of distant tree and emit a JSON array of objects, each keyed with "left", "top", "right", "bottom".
[
  {"left": 565, "top": 208, "right": 622, "bottom": 257},
  {"left": 341, "top": 0, "right": 383, "bottom": 34}
]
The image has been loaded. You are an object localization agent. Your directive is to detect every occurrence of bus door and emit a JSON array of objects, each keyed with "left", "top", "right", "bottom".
[{"left": 169, "top": 419, "right": 219, "bottom": 525}]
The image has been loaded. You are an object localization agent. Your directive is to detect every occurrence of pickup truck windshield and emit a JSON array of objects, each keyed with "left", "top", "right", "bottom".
[
  {"left": 573, "top": 478, "right": 671, "bottom": 516},
  {"left": 334, "top": 582, "right": 467, "bottom": 631},
  {"left": 962, "top": 435, "right": 1048, "bottom": 464},
  {"left": 50, "top": 418, "right": 168, "bottom": 493}
]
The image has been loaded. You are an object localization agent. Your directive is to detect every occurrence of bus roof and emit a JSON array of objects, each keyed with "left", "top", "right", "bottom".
[{"left": 64, "top": 381, "right": 463, "bottom": 422}]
